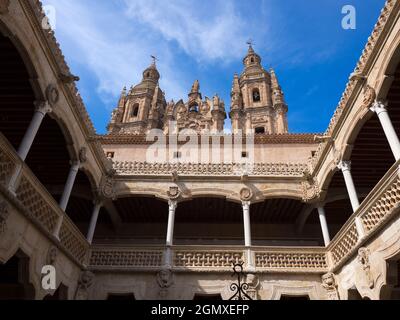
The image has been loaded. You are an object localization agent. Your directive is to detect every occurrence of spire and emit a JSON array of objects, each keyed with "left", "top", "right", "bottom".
[
  {"left": 232, "top": 74, "right": 240, "bottom": 93},
  {"left": 270, "top": 68, "right": 280, "bottom": 89},
  {"left": 191, "top": 80, "right": 200, "bottom": 93},
  {"left": 270, "top": 68, "right": 286, "bottom": 106},
  {"left": 243, "top": 40, "right": 261, "bottom": 68}
]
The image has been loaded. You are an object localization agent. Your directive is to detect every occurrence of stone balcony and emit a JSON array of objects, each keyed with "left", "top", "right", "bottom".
[{"left": 1, "top": 132, "right": 400, "bottom": 275}]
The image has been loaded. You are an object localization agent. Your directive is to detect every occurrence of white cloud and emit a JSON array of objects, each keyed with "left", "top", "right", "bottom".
[
  {"left": 123, "top": 0, "right": 249, "bottom": 62},
  {"left": 42, "top": 0, "right": 188, "bottom": 106}
]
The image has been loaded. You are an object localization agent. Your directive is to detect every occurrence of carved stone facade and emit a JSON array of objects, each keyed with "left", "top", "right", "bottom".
[
  {"left": 107, "top": 45, "right": 288, "bottom": 135},
  {"left": 1, "top": 0, "right": 400, "bottom": 302},
  {"left": 230, "top": 45, "right": 288, "bottom": 134}
]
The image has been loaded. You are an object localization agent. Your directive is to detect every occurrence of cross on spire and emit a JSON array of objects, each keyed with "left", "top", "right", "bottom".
[
  {"left": 150, "top": 55, "right": 158, "bottom": 66},
  {"left": 246, "top": 39, "right": 254, "bottom": 48}
]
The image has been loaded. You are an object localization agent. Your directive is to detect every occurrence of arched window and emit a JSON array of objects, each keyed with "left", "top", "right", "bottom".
[
  {"left": 255, "top": 127, "right": 265, "bottom": 134},
  {"left": 252, "top": 88, "right": 261, "bottom": 102},
  {"left": 131, "top": 104, "right": 139, "bottom": 117},
  {"left": 189, "top": 103, "right": 199, "bottom": 113}
]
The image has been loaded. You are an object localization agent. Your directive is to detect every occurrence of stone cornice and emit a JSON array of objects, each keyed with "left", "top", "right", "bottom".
[{"left": 99, "top": 133, "right": 319, "bottom": 145}]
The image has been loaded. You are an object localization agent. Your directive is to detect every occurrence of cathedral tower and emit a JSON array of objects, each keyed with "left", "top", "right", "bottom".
[
  {"left": 229, "top": 45, "right": 288, "bottom": 134},
  {"left": 107, "top": 61, "right": 166, "bottom": 134}
]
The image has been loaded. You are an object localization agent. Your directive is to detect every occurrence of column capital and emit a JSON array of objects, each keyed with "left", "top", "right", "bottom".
[
  {"left": 370, "top": 100, "right": 388, "bottom": 115},
  {"left": 168, "top": 200, "right": 178, "bottom": 210},
  {"left": 337, "top": 160, "right": 351, "bottom": 172},
  {"left": 34, "top": 100, "right": 52, "bottom": 115},
  {"left": 242, "top": 201, "right": 251, "bottom": 208}
]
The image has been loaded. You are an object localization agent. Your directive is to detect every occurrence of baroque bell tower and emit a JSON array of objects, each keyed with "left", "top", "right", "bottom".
[
  {"left": 107, "top": 59, "right": 166, "bottom": 134},
  {"left": 229, "top": 44, "right": 288, "bottom": 134}
]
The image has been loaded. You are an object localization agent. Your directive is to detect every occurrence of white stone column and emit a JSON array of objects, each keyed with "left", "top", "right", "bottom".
[
  {"left": 370, "top": 101, "right": 400, "bottom": 161},
  {"left": 18, "top": 101, "right": 52, "bottom": 161},
  {"left": 337, "top": 161, "right": 365, "bottom": 239},
  {"left": 337, "top": 161, "right": 360, "bottom": 212},
  {"left": 86, "top": 201, "right": 103, "bottom": 244},
  {"left": 165, "top": 200, "right": 177, "bottom": 267},
  {"left": 242, "top": 201, "right": 252, "bottom": 247},
  {"left": 166, "top": 200, "right": 177, "bottom": 247},
  {"left": 317, "top": 206, "right": 331, "bottom": 246},
  {"left": 59, "top": 161, "right": 80, "bottom": 211},
  {"left": 8, "top": 102, "right": 52, "bottom": 192}
]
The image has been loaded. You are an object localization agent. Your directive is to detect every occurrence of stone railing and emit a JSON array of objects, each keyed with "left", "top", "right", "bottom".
[
  {"left": 0, "top": 134, "right": 19, "bottom": 185},
  {"left": 328, "top": 161, "right": 400, "bottom": 270},
  {"left": 173, "top": 248, "right": 244, "bottom": 270},
  {"left": 0, "top": 134, "right": 89, "bottom": 266},
  {"left": 89, "top": 246, "right": 164, "bottom": 269},
  {"left": 113, "top": 161, "right": 308, "bottom": 177},
  {"left": 254, "top": 248, "right": 328, "bottom": 273},
  {"left": 88, "top": 246, "right": 329, "bottom": 273}
]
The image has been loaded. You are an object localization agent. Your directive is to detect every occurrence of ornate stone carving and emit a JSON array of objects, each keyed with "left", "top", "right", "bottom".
[
  {"left": 361, "top": 85, "right": 376, "bottom": 109},
  {"left": 75, "top": 271, "right": 95, "bottom": 300},
  {"left": 321, "top": 273, "right": 339, "bottom": 300},
  {"left": 99, "top": 173, "right": 115, "bottom": 199},
  {"left": 59, "top": 72, "right": 80, "bottom": 84},
  {"left": 113, "top": 161, "right": 308, "bottom": 177},
  {"left": 45, "top": 84, "right": 60, "bottom": 106},
  {"left": 167, "top": 186, "right": 181, "bottom": 200},
  {"left": 301, "top": 179, "right": 320, "bottom": 203},
  {"left": 0, "top": 0, "right": 10, "bottom": 15},
  {"left": 0, "top": 201, "right": 10, "bottom": 234},
  {"left": 157, "top": 268, "right": 174, "bottom": 298},
  {"left": 357, "top": 248, "right": 374, "bottom": 289},
  {"left": 240, "top": 187, "right": 253, "bottom": 202},
  {"left": 245, "top": 274, "right": 260, "bottom": 300},
  {"left": 46, "top": 246, "right": 58, "bottom": 265},
  {"left": 79, "top": 147, "right": 87, "bottom": 164}
]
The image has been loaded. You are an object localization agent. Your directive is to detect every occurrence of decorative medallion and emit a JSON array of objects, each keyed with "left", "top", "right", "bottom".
[
  {"left": 167, "top": 186, "right": 180, "bottom": 200},
  {"left": 361, "top": 85, "right": 376, "bottom": 109},
  {"left": 46, "top": 84, "right": 60, "bottom": 106},
  {"left": 240, "top": 187, "right": 253, "bottom": 202}
]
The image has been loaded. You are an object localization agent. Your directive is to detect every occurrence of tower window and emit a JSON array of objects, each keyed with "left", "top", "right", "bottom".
[
  {"left": 255, "top": 127, "right": 265, "bottom": 134},
  {"left": 252, "top": 88, "right": 261, "bottom": 102},
  {"left": 189, "top": 103, "right": 199, "bottom": 113},
  {"left": 242, "top": 151, "right": 249, "bottom": 158},
  {"left": 131, "top": 104, "right": 139, "bottom": 117}
]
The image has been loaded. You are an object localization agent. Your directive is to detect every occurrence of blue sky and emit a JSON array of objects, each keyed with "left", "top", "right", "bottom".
[{"left": 42, "top": 0, "right": 386, "bottom": 134}]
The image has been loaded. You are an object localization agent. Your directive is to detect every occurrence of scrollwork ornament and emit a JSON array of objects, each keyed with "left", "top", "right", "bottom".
[{"left": 240, "top": 187, "right": 253, "bottom": 202}]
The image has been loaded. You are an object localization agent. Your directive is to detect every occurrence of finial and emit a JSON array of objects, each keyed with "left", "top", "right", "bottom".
[
  {"left": 150, "top": 55, "right": 158, "bottom": 66},
  {"left": 246, "top": 39, "right": 254, "bottom": 51}
]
